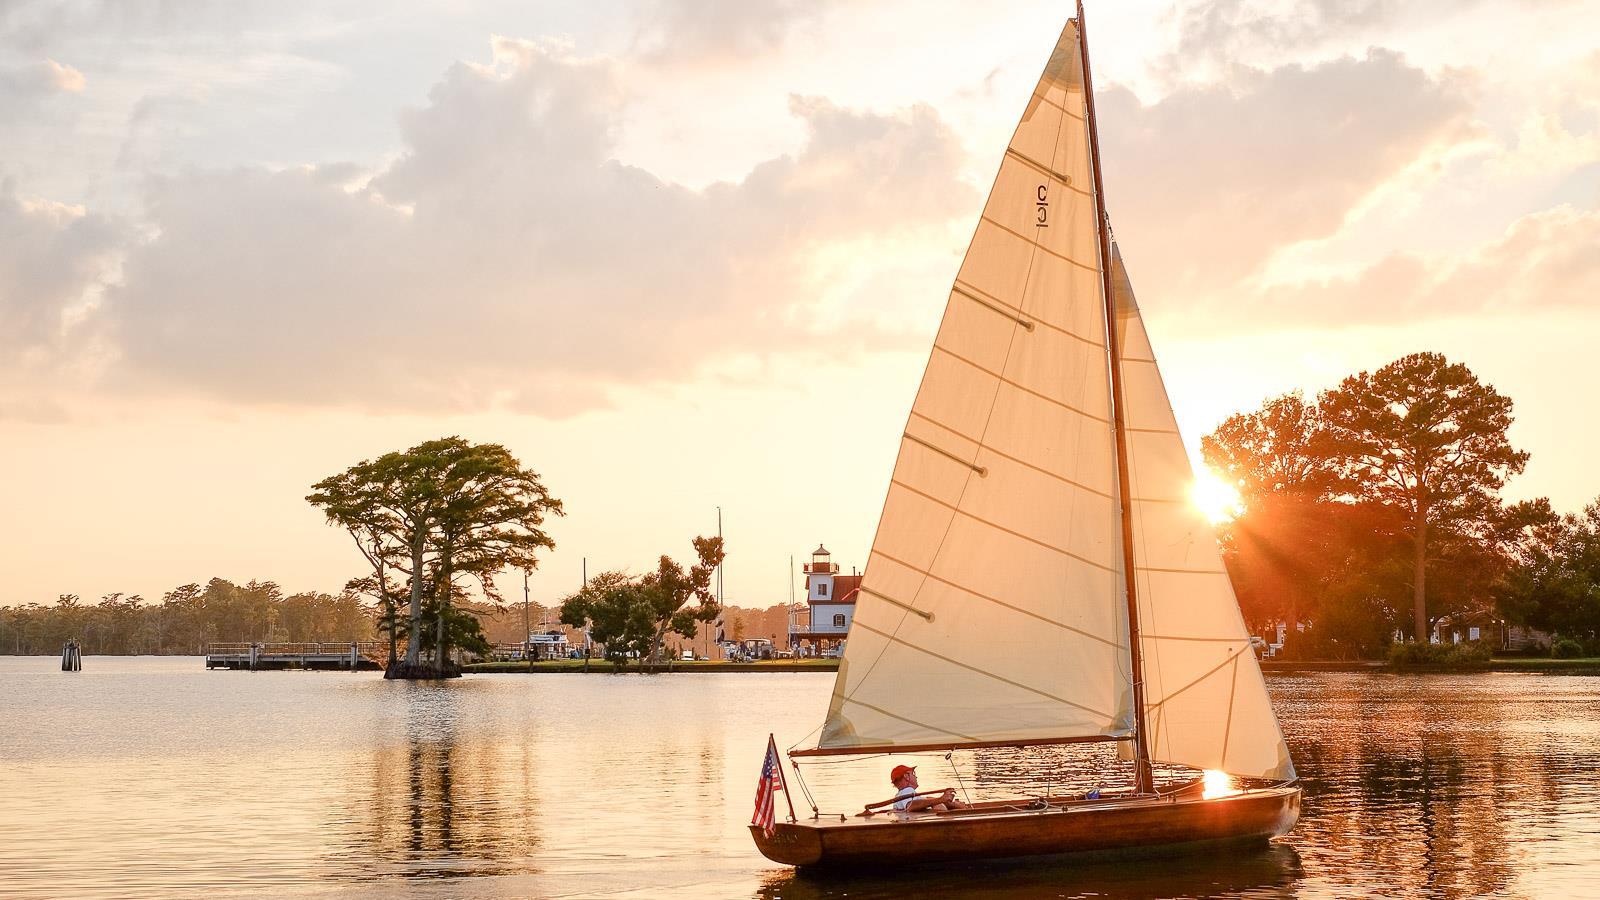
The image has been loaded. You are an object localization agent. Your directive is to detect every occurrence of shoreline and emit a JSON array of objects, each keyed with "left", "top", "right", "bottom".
[{"left": 462, "top": 657, "right": 1600, "bottom": 675}]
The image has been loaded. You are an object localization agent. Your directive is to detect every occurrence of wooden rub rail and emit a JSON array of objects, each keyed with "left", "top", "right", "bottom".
[{"left": 205, "top": 642, "right": 386, "bottom": 671}]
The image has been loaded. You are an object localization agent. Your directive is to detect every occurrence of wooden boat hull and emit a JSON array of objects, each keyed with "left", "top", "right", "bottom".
[{"left": 750, "top": 786, "right": 1300, "bottom": 869}]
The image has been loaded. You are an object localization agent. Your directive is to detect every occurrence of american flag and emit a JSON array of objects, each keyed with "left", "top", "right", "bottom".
[{"left": 751, "top": 734, "right": 783, "bottom": 837}]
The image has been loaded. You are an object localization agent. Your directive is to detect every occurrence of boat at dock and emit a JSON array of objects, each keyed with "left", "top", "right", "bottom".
[{"left": 750, "top": 0, "right": 1300, "bottom": 869}]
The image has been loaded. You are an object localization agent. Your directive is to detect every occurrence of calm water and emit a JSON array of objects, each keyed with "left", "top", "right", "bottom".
[{"left": 2, "top": 658, "right": 1597, "bottom": 899}]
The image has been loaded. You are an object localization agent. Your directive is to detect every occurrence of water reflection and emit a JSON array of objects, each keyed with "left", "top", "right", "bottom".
[
  {"left": 343, "top": 683, "right": 542, "bottom": 880},
  {"left": 759, "top": 843, "right": 1306, "bottom": 900},
  {"left": 3, "top": 660, "right": 1600, "bottom": 898}
]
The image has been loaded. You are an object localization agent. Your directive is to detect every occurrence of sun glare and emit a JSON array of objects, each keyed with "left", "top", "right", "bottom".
[
  {"left": 1191, "top": 468, "right": 1244, "bottom": 525},
  {"left": 1201, "top": 769, "right": 1241, "bottom": 800}
]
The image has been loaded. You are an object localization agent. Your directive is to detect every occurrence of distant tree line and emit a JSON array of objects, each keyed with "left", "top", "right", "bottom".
[
  {"left": 1205, "top": 352, "right": 1596, "bottom": 659},
  {"left": 0, "top": 578, "right": 373, "bottom": 656}
]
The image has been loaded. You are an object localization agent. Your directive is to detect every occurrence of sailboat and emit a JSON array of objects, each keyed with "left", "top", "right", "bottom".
[{"left": 750, "top": 2, "right": 1300, "bottom": 868}]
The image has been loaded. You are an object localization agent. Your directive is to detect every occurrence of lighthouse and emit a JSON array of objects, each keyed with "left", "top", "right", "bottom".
[{"left": 792, "top": 544, "right": 859, "bottom": 656}]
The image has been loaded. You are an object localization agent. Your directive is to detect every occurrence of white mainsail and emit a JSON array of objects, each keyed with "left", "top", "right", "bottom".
[
  {"left": 815, "top": 19, "right": 1134, "bottom": 753},
  {"left": 807, "top": 16, "right": 1295, "bottom": 783},
  {"left": 1110, "top": 246, "right": 1297, "bottom": 781}
]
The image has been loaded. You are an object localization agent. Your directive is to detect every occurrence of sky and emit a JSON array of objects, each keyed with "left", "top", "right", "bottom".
[{"left": 3, "top": 0, "right": 1598, "bottom": 610}]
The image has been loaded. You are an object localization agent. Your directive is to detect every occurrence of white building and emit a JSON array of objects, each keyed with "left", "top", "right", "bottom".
[{"left": 789, "top": 544, "right": 859, "bottom": 655}]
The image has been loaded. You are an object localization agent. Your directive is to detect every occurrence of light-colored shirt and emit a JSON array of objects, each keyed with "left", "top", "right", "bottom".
[{"left": 892, "top": 785, "right": 917, "bottom": 812}]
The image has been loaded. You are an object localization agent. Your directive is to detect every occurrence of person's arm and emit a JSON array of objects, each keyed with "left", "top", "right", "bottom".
[{"left": 904, "top": 789, "right": 956, "bottom": 812}]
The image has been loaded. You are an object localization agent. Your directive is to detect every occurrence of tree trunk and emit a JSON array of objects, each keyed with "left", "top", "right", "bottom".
[
  {"left": 435, "top": 556, "right": 451, "bottom": 667},
  {"left": 406, "top": 527, "right": 425, "bottom": 667},
  {"left": 1413, "top": 501, "right": 1429, "bottom": 643}
]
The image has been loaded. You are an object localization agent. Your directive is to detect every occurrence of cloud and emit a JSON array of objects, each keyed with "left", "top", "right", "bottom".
[
  {"left": 630, "top": 0, "right": 839, "bottom": 62},
  {"left": 0, "top": 182, "right": 124, "bottom": 357},
  {"left": 1099, "top": 48, "right": 1472, "bottom": 305},
  {"left": 1256, "top": 204, "right": 1600, "bottom": 324},
  {"left": 86, "top": 39, "right": 972, "bottom": 416}
]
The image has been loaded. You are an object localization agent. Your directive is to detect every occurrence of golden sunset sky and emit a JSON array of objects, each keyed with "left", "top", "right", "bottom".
[{"left": 3, "top": 0, "right": 1598, "bottom": 609}]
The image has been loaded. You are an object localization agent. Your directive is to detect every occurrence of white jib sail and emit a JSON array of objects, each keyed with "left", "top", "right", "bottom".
[
  {"left": 1110, "top": 245, "right": 1297, "bottom": 782},
  {"left": 816, "top": 19, "right": 1136, "bottom": 753}
]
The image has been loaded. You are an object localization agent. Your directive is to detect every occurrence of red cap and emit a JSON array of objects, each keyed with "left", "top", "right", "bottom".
[{"left": 890, "top": 764, "right": 916, "bottom": 783}]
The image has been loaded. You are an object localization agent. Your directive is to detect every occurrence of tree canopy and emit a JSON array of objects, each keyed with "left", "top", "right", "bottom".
[
  {"left": 559, "top": 536, "right": 725, "bottom": 668},
  {"left": 307, "top": 436, "right": 562, "bottom": 677}
]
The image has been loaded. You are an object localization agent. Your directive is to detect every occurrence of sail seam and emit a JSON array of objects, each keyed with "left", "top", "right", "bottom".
[
  {"left": 838, "top": 696, "right": 981, "bottom": 743},
  {"left": 908, "top": 411, "right": 1116, "bottom": 500},
  {"left": 1146, "top": 643, "right": 1252, "bottom": 711},
  {"left": 951, "top": 284, "right": 1035, "bottom": 332},
  {"left": 1004, "top": 148, "right": 1092, "bottom": 197},
  {"left": 858, "top": 586, "right": 935, "bottom": 622},
  {"left": 1028, "top": 90, "right": 1086, "bottom": 122},
  {"left": 951, "top": 280, "right": 1101, "bottom": 349},
  {"left": 889, "top": 478, "right": 1119, "bottom": 574},
  {"left": 980, "top": 216, "right": 1100, "bottom": 274},
  {"left": 852, "top": 620, "right": 1113, "bottom": 719},
  {"left": 931, "top": 345, "right": 1112, "bottom": 424},
  {"left": 870, "top": 548, "right": 1125, "bottom": 649}
]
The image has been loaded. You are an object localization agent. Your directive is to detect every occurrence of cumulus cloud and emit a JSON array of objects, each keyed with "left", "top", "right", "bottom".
[
  {"left": 1256, "top": 205, "right": 1600, "bottom": 324},
  {"left": 0, "top": 182, "right": 124, "bottom": 356},
  {"left": 90, "top": 39, "right": 972, "bottom": 415},
  {"left": 1099, "top": 48, "right": 1472, "bottom": 305}
]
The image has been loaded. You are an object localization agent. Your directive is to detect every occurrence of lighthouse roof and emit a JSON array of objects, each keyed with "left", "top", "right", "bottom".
[{"left": 813, "top": 544, "right": 830, "bottom": 556}]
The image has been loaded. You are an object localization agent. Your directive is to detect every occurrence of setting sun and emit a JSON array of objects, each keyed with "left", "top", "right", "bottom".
[{"left": 1191, "top": 468, "right": 1244, "bottom": 525}]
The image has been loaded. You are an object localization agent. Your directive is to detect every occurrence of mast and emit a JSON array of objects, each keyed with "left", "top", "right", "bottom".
[{"left": 1078, "top": 0, "right": 1154, "bottom": 795}]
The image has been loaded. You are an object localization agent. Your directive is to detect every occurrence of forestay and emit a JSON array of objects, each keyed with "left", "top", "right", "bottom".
[
  {"left": 813, "top": 19, "right": 1137, "bottom": 753},
  {"left": 1110, "top": 246, "right": 1297, "bottom": 782}
]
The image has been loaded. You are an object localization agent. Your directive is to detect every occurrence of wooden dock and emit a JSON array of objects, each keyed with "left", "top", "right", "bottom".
[{"left": 205, "top": 642, "right": 386, "bottom": 671}]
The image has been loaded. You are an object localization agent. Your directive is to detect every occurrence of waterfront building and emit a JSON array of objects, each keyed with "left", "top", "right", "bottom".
[{"left": 788, "top": 544, "right": 858, "bottom": 657}]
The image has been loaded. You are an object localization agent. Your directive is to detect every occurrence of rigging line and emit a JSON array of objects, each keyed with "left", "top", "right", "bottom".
[
  {"left": 1135, "top": 565, "right": 1229, "bottom": 575},
  {"left": 906, "top": 411, "right": 1116, "bottom": 501},
  {"left": 888, "top": 478, "right": 1120, "bottom": 575},
  {"left": 868, "top": 547, "right": 1125, "bottom": 649},
  {"left": 980, "top": 215, "right": 1101, "bottom": 274},
  {"left": 901, "top": 432, "right": 987, "bottom": 479},
  {"left": 951, "top": 280, "right": 1101, "bottom": 349},
  {"left": 947, "top": 751, "right": 972, "bottom": 805},
  {"left": 852, "top": 619, "right": 1114, "bottom": 720},
  {"left": 1220, "top": 654, "right": 1239, "bottom": 774},
  {"left": 1141, "top": 633, "right": 1248, "bottom": 643},
  {"left": 931, "top": 344, "right": 1113, "bottom": 424},
  {"left": 1125, "top": 426, "right": 1181, "bottom": 435}
]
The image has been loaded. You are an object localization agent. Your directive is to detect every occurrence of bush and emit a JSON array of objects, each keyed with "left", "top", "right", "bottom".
[
  {"left": 1444, "top": 640, "right": 1492, "bottom": 664},
  {"left": 1387, "top": 640, "right": 1492, "bottom": 666},
  {"left": 1551, "top": 638, "right": 1584, "bottom": 659},
  {"left": 1387, "top": 642, "right": 1442, "bottom": 665}
]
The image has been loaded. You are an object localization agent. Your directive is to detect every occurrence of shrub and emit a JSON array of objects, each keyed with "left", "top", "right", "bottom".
[
  {"left": 1387, "top": 640, "right": 1491, "bottom": 666},
  {"left": 1387, "top": 642, "right": 1441, "bottom": 665},
  {"left": 1444, "top": 640, "right": 1492, "bottom": 664},
  {"left": 1551, "top": 638, "right": 1584, "bottom": 659}
]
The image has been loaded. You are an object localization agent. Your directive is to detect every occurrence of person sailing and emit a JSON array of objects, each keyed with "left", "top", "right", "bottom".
[{"left": 890, "top": 764, "right": 968, "bottom": 813}]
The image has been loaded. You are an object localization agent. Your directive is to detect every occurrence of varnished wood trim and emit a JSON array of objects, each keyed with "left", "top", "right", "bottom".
[{"left": 791, "top": 733, "right": 1131, "bottom": 758}]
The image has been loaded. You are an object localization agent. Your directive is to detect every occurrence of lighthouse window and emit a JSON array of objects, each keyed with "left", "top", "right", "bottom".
[
  {"left": 833, "top": 614, "right": 846, "bottom": 627},
  {"left": 818, "top": 583, "right": 828, "bottom": 597}
]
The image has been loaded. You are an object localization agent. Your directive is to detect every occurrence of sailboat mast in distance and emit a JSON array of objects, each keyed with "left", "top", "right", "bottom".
[{"left": 1077, "top": 0, "right": 1154, "bottom": 796}]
